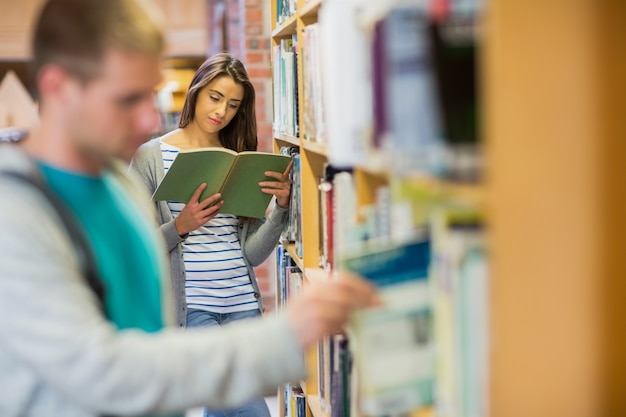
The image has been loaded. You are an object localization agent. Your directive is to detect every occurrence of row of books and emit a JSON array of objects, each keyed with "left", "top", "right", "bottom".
[
  {"left": 283, "top": 384, "right": 306, "bottom": 417},
  {"left": 306, "top": 163, "right": 489, "bottom": 415},
  {"left": 318, "top": 166, "right": 426, "bottom": 272},
  {"left": 301, "top": 23, "right": 325, "bottom": 144},
  {"left": 277, "top": 218, "right": 487, "bottom": 417},
  {"left": 318, "top": 334, "right": 352, "bottom": 417},
  {"left": 272, "top": 36, "right": 299, "bottom": 138},
  {"left": 280, "top": 146, "right": 303, "bottom": 257},
  {"left": 276, "top": 244, "right": 302, "bottom": 309},
  {"left": 275, "top": 0, "right": 297, "bottom": 26},
  {"left": 299, "top": 0, "right": 483, "bottom": 180},
  {"left": 276, "top": 184, "right": 487, "bottom": 417}
]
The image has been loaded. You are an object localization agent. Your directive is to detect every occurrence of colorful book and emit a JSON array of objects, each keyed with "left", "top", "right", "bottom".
[
  {"left": 430, "top": 209, "right": 487, "bottom": 417},
  {"left": 152, "top": 147, "right": 291, "bottom": 218},
  {"left": 341, "top": 240, "right": 435, "bottom": 416}
]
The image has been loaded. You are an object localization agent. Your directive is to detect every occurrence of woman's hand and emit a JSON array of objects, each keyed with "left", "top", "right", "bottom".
[
  {"left": 259, "top": 160, "right": 293, "bottom": 209},
  {"left": 174, "top": 183, "right": 224, "bottom": 236}
]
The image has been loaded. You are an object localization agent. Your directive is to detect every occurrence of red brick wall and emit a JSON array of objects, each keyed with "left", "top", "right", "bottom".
[{"left": 221, "top": 0, "right": 276, "bottom": 310}]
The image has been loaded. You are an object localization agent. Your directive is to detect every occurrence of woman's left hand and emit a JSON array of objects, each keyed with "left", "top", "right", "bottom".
[{"left": 259, "top": 160, "right": 293, "bottom": 209}]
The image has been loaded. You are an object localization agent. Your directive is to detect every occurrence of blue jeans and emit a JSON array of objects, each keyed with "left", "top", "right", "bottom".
[{"left": 186, "top": 308, "right": 272, "bottom": 417}]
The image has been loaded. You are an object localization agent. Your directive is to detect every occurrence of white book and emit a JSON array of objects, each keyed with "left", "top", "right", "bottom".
[
  {"left": 283, "top": 50, "right": 295, "bottom": 136},
  {"left": 319, "top": 0, "right": 371, "bottom": 168}
]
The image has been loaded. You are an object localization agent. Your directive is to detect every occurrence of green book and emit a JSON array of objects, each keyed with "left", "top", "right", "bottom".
[{"left": 153, "top": 147, "right": 291, "bottom": 218}]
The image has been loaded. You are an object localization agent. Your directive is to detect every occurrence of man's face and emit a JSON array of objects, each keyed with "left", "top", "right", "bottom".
[{"left": 65, "top": 49, "right": 162, "bottom": 163}]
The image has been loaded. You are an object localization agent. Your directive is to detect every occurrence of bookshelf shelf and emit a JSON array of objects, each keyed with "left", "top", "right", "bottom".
[
  {"left": 272, "top": 14, "right": 297, "bottom": 39},
  {"left": 301, "top": 140, "right": 327, "bottom": 157},
  {"left": 285, "top": 243, "right": 304, "bottom": 271},
  {"left": 303, "top": 267, "right": 327, "bottom": 282},
  {"left": 403, "top": 176, "right": 486, "bottom": 209},
  {"left": 306, "top": 395, "right": 329, "bottom": 417},
  {"left": 299, "top": 0, "right": 323, "bottom": 20},
  {"left": 272, "top": 0, "right": 626, "bottom": 416},
  {"left": 274, "top": 133, "right": 300, "bottom": 147}
]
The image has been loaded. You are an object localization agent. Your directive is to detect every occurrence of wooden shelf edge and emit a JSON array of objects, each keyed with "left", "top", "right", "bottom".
[
  {"left": 274, "top": 133, "right": 300, "bottom": 147},
  {"left": 304, "top": 267, "right": 329, "bottom": 282},
  {"left": 306, "top": 395, "right": 329, "bottom": 417},
  {"left": 302, "top": 140, "right": 327, "bottom": 157},
  {"left": 403, "top": 175, "right": 486, "bottom": 210},
  {"left": 299, "top": 0, "right": 323, "bottom": 20},
  {"left": 355, "top": 164, "right": 391, "bottom": 179},
  {"left": 272, "top": 14, "right": 298, "bottom": 39},
  {"left": 285, "top": 243, "right": 305, "bottom": 270}
]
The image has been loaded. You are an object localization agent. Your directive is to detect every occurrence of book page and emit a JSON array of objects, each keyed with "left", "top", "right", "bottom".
[
  {"left": 219, "top": 152, "right": 291, "bottom": 218},
  {"left": 152, "top": 148, "right": 235, "bottom": 203}
]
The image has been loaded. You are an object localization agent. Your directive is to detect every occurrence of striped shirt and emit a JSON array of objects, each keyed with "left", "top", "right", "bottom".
[{"left": 161, "top": 140, "right": 258, "bottom": 314}]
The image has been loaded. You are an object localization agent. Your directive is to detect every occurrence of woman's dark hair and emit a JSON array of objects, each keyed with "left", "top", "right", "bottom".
[{"left": 178, "top": 53, "right": 257, "bottom": 152}]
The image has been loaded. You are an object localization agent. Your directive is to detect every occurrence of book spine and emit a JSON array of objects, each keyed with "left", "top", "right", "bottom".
[
  {"left": 292, "top": 153, "right": 303, "bottom": 258},
  {"left": 430, "top": 209, "right": 487, "bottom": 417},
  {"left": 318, "top": 0, "right": 370, "bottom": 168},
  {"left": 332, "top": 171, "right": 359, "bottom": 261},
  {"left": 381, "top": 5, "right": 445, "bottom": 174}
]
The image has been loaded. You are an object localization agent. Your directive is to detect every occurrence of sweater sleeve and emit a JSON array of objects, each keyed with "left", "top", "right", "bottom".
[
  {"left": 130, "top": 140, "right": 187, "bottom": 251},
  {"left": 0, "top": 180, "right": 306, "bottom": 415},
  {"left": 242, "top": 203, "right": 289, "bottom": 266}
]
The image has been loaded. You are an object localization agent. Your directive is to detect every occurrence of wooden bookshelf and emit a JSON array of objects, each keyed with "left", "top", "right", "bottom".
[
  {"left": 306, "top": 395, "right": 328, "bottom": 417},
  {"left": 275, "top": 133, "right": 300, "bottom": 147},
  {"left": 301, "top": 140, "right": 327, "bottom": 157},
  {"left": 272, "top": 14, "right": 297, "bottom": 39},
  {"left": 284, "top": 243, "right": 304, "bottom": 271},
  {"left": 274, "top": 0, "right": 626, "bottom": 416},
  {"left": 303, "top": 267, "right": 326, "bottom": 282},
  {"left": 299, "top": 0, "right": 323, "bottom": 21},
  {"left": 486, "top": 1, "right": 626, "bottom": 415}
]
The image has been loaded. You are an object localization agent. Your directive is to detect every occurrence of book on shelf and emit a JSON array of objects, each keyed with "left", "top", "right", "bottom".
[
  {"left": 302, "top": 23, "right": 325, "bottom": 144},
  {"left": 283, "top": 384, "right": 305, "bottom": 417},
  {"left": 430, "top": 209, "right": 487, "bottom": 417},
  {"left": 340, "top": 239, "right": 435, "bottom": 416},
  {"left": 152, "top": 147, "right": 291, "bottom": 219},
  {"left": 273, "top": 37, "right": 299, "bottom": 138},
  {"left": 292, "top": 152, "right": 303, "bottom": 258},
  {"left": 276, "top": 245, "right": 301, "bottom": 308},
  {"left": 332, "top": 171, "right": 360, "bottom": 262},
  {"left": 430, "top": 9, "right": 482, "bottom": 182},
  {"left": 279, "top": 146, "right": 302, "bottom": 257},
  {"left": 318, "top": 163, "right": 337, "bottom": 271},
  {"left": 313, "top": 2, "right": 482, "bottom": 180},
  {"left": 330, "top": 334, "right": 352, "bottom": 417},
  {"left": 374, "top": 5, "right": 447, "bottom": 175},
  {"left": 318, "top": 0, "right": 370, "bottom": 168},
  {"left": 275, "top": 0, "right": 296, "bottom": 26}
]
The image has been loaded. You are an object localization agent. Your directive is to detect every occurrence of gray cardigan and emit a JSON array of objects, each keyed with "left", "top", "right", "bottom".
[
  {"left": 0, "top": 144, "right": 305, "bottom": 417},
  {"left": 130, "top": 138, "right": 288, "bottom": 327}
]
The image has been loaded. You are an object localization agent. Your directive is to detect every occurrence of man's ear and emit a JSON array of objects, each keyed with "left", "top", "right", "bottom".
[{"left": 37, "top": 65, "right": 79, "bottom": 104}]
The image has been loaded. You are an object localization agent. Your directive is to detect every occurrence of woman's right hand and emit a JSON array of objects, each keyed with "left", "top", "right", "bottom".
[{"left": 174, "top": 183, "right": 224, "bottom": 236}]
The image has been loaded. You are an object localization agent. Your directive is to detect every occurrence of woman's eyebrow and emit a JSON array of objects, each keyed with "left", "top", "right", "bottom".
[{"left": 209, "top": 89, "right": 241, "bottom": 102}]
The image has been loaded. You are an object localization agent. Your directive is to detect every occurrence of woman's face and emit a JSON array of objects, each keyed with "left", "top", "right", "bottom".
[{"left": 193, "top": 75, "right": 244, "bottom": 135}]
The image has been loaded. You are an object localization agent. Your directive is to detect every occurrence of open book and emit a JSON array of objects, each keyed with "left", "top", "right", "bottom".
[{"left": 153, "top": 147, "right": 291, "bottom": 218}]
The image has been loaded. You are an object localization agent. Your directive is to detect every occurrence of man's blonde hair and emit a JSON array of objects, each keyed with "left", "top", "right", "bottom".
[{"left": 32, "top": 0, "right": 165, "bottom": 82}]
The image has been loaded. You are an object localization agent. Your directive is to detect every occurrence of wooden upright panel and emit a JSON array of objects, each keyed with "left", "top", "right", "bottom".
[
  {"left": 599, "top": 1, "right": 626, "bottom": 414},
  {"left": 485, "top": 0, "right": 622, "bottom": 415}
]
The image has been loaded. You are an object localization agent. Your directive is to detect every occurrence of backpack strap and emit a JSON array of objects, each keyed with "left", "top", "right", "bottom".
[{"left": 1, "top": 171, "right": 106, "bottom": 311}]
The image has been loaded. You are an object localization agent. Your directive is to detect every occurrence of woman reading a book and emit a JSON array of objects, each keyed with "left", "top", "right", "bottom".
[{"left": 131, "top": 53, "right": 291, "bottom": 417}]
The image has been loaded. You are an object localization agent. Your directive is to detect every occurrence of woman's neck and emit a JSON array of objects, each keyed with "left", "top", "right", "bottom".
[{"left": 168, "top": 123, "right": 222, "bottom": 149}]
